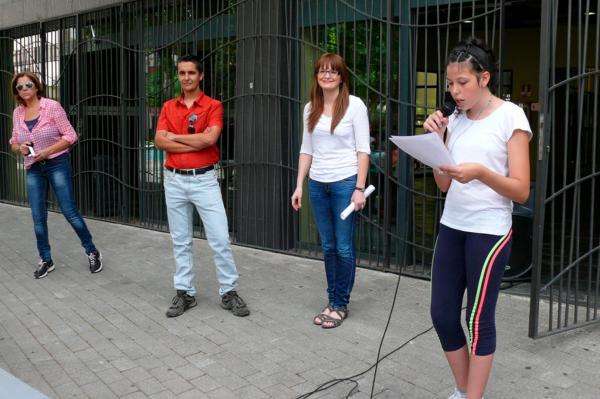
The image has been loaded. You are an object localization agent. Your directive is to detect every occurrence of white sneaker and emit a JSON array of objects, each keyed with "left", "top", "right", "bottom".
[{"left": 447, "top": 387, "right": 467, "bottom": 399}]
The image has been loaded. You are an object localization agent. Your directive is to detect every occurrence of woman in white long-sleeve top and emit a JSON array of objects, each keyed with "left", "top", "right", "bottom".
[{"left": 291, "top": 53, "right": 370, "bottom": 329}]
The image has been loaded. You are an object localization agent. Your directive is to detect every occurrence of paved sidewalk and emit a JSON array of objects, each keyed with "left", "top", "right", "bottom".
[{"left": 0, "top": 203, "right": 599, "bottom": 399}]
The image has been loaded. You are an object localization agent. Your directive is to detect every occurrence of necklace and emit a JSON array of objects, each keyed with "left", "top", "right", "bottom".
[
  {"left": 447, "top": 95, "right": 494, "bottom": 154},
  {"left": 467, "top": 95, "right": 493, "bottom": 120}
]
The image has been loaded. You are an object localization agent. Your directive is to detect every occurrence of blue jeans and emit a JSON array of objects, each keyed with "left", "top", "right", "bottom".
[
  {"left": 163, "top": 169, "right": 238, "bottom": 296},
  {"left": 309, "top": 175, "right": 357, "bottom": 310},
  {"left": 26, "top": 154, "right": 97, "bottom": 262}
]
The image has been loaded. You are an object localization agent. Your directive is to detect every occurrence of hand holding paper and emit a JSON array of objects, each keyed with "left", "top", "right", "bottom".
[
  {"left": 389, "top": 133, "right": 454, "bottom": 169},
  {"left": 340, "top": 185, "right": 375, "bottom": 220}
]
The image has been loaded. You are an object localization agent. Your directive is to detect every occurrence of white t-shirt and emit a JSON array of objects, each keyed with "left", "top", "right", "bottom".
[
  {"left": 440, "top": 101, "right": 532, "bottom": 236},
  {"left": 300, "top": 95, "right": 371, "bottom": 183}
]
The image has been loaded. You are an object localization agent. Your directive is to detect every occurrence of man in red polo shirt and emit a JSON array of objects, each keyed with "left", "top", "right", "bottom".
[{"left": 155, "top": 55, "right": 249, "bottom": 318}]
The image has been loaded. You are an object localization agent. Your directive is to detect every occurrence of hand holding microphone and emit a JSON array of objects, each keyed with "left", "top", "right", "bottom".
[
  {"left": 422, "top": 100, "right": 456, "bottom": 141},
  {"left": 340, "top": 185, "right": 375, "bottom": 220}
]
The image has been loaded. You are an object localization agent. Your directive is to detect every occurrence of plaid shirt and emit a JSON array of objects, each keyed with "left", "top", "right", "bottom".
[{"left": 10, "top": 97, "right": 78, "bottom": 169}]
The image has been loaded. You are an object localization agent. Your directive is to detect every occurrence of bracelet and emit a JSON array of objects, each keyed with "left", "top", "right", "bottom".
[{"left": 355, "top": 186, "right": 365, "bottom": 192}]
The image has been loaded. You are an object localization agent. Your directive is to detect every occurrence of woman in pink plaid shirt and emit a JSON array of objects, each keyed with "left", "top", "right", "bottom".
[{"left": 9, "top": 72, "right": 103, "bottom": 278}]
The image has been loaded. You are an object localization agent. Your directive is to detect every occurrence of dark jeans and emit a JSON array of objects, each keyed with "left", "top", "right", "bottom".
[
  {"left": 26, "top": 154, "right": 96, "bottom": 262},
  {"left": 309, "top": 175, "right": 357, "bottom": 310}
]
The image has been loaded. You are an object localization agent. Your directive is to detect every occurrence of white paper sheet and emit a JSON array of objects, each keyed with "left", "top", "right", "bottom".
[{"left": 389, "top": 133, "right": 455, "bottom": 169}]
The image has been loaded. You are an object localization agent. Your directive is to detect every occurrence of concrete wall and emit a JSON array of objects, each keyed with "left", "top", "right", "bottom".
[{"left": 0, "top": 0, "right": 127, "bottom": 29}]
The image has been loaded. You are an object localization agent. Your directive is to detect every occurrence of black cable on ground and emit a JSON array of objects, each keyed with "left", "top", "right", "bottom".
[
  {"left": 294, "top": 320, "right": 434, "bottom": 398},
  {"left": 295, "top": 265, "right": 436, "bottom": 399},
  {"left": 296, "top": 279, "right": 472, "bottom": 398},
  {"left": 368, "top": 255, "right": 405, "bottom": 397}
]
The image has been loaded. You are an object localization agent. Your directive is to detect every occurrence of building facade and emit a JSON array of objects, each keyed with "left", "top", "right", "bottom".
[{"left": 1, "top": 0, "right": 598, "bottom": 338}]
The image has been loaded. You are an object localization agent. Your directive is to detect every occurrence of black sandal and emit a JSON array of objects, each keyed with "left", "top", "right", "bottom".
[
  {"left": 313, "top": 304, "right": 333, "bottom": 325},
  {"left": 321, "top": 308, "right": 348, "bottom": 329}
]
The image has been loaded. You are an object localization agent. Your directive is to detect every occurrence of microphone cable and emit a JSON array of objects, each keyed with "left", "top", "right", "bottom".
[
  {"left": 297, "top": 226, "right": 434, "bottom": 398},
  {"left": 294, "top": 271, "right": 435, "bottom": 399}
]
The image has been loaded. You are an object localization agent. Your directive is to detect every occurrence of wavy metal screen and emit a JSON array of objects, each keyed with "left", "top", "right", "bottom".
[
  {"left": 530, "top": 0, "right": 600, "bottom": 337},
  {"left": 0, "top": 0, "right": 502, "bottom": 278}
]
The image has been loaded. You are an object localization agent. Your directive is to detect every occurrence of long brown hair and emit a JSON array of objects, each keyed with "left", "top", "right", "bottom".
[
  {"left": 307, "top": 53, "right": 350, "bottom": 133},
  {"left": 11, "top": 72, "right": 44, "bottom": 106}
]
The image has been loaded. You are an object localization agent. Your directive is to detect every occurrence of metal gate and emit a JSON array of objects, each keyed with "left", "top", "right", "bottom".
[
  {"left": 0, "top": 0, "right": 504, "bottom": 278},
  {"left": 529, "top": 0, "right": 600, "bottom": 337}
]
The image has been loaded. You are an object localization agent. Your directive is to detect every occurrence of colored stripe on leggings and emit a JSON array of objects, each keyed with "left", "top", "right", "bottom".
[{"left": 468, "top": 229, "right": 512, "bottom": 355}]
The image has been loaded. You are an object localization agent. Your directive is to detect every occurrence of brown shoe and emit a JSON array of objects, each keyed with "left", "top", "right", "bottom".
[
  {"left": 313, "top": 304, "right": 333, "bottom": 325},
  {"left": 321, "top": 308, "right": 348, "bottom": 329}
]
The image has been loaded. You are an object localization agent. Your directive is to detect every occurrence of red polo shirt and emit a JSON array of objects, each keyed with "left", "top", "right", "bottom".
[{"left": 156, "top": 92, "right": 223, "bottom": 169}]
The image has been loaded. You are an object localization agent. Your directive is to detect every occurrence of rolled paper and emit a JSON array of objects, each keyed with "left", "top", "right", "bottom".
[{"left": 340, "top": 185, "right": 376, "bottom": 220}]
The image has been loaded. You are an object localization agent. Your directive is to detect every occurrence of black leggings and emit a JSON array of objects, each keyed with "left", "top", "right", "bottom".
[{"left": 430, "top": 224, "right": 512, "bottom": 356}]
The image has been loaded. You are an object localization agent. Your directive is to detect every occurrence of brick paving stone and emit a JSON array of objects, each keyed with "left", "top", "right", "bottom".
[
  {"left": 135, "top": 376, "right": 166, "bottom": 396},
  {"left": 261, "top": 384, "right": 297, "bottom": 399},
  {"left": 108, "top": 378, "right": 139, "bottom": 397},
  {"left": 177, "top": 389, "right": 210, "bottom": 399},
  {"left": 233, "top": 385, "right": 270, "bottom": 399},
  {"left": 80, "top": 380, "right": 118, "bottom": 398},
  {"left": 122, "top": 366, "right": 153, "bottom": 383},
  {"left": 52, "top": 381, "right": 88, "bottom": 399},
  {"left": 160, "top": 376, "right": 195, "bottom": 395},
  {"left": 205, "top": 386, "right": 237, "bottom": 399},
  {"left": 96, "top": 366, "right": 125, "bottom": 385},
  {"left": 148, "top": 365, "right": 179, "bottom": 383},
  {"left": 148, "top": 390, "right": 177, "bottom": 399},
  {"left": 172, "top": 364, "right": 205, "bottom": 381},
  {"left": 120, "top": 392, "right": 148, "bottom": 399},
  {"left": 190, "top": 374, "right": 221, "bottom": 393}
]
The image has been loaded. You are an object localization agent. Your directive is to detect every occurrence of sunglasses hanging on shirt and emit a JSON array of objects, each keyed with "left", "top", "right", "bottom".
[{"left": 188, "top": 114, "right": 198, "bottom": 134}]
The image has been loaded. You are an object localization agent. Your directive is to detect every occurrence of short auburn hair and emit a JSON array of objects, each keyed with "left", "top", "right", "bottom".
[{"left": 12, "top": 71, "right": 45, "bottom": 106}]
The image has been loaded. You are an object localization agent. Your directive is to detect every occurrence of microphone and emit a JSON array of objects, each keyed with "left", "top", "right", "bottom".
[
  {"left": 439, "top": 100, "right": 456, "bottom": 118},
  {"left": 422, "top": 100, "right": 456, "bottom": 135},
  {"left": 434, "top": 99, "right": 456, "bottom": 144}
]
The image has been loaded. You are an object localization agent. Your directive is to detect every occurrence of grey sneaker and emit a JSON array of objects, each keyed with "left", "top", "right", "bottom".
[
  {"left": 34, "top": 259, "right": 54, "bottom": 279},
  {"left": 166, "top": 290, "right": 197, "bottom": 317},
  {"left": 88, "top": 250, "right": 103, "bottom": 273},
  {"left": 220, "top": 290, "right": 250, "bottom": 317}
]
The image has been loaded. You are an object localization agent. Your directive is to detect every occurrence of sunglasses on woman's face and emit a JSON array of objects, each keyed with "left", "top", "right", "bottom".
[{"left": 16, "top": 82, "right": 34, "bottom": 91}]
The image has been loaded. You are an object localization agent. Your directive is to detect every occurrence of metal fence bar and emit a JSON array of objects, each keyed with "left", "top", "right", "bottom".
[
  {"left": 0, "top": 0, "right": 502, "bottom": 275},
  {"left": 2, "top": 0, "right": 598, "bottom": 338},
  {"left": 531, "top": 0, "right": 600, "bottom": 337}
]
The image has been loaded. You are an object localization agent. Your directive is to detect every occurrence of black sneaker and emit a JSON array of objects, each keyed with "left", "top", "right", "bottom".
[
  {"left": 220, "top": 290, "right": 250, "bottom": 317},
  {"left": 166, "top": 290, "right": 197, "bottom": 318},
  {"left": 34, "top": 259, "right": 55, "bottom": 279},
  {"left": 88, "top": 250, "right": 103, "bottom": 273}
]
